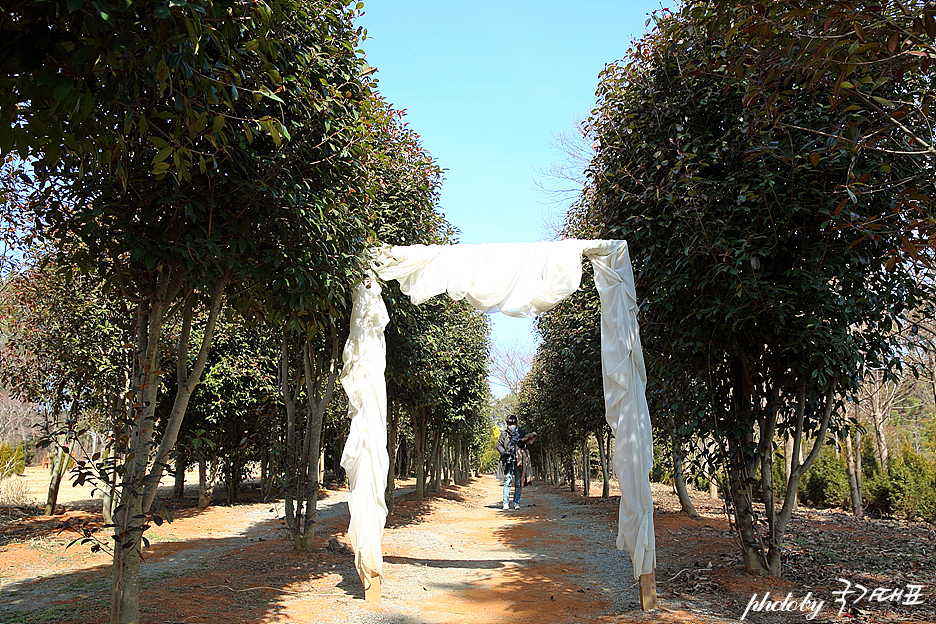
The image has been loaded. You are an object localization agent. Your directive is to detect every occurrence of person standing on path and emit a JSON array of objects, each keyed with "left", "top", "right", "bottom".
[{"left": 496, "top": 414, "right": 536, "bottom": 510}]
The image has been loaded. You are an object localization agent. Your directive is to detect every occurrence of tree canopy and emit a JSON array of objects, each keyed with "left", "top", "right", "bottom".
[
  {"left": 1, "top": 2, "right": 381, "bottom": 621},
  {"left": 680, "top": 0, "right": 936, "bottom": 263},
  {"left": 580, "top": 1, "right": 934, "bottom": 576}
]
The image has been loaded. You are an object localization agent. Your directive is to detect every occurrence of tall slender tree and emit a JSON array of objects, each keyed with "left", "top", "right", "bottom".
[
  {"left": 2, "top": 1, "right": 375, "bottom": 620},
  {"left": 585, "top": 3, "right": 933, "bottom": 576}
]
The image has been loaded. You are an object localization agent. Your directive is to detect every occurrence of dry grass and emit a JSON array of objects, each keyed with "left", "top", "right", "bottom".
[{"left": 0, "top": 475, "right": 36, "bottom": 507}]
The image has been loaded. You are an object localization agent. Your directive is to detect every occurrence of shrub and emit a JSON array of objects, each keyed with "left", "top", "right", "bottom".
[
  {"left": 887, "top": 445, "right": 936, "bottom": 522},
  {"left": 21, "top": 440, "right": 37, "bottom": 467},
  {"left": 860, "top": 435, "right": 880, "bottom": 474},
  {"left": 479, "top": 425, "right": 501, "bottom": 474},
  {"left": 798, "top": 443, "right": 850, "bottom": 508},
  {"left": 0, "top": 442, "right": 13, "bottom": 479},
  {"left": 0, "top": 475, "right": 33, "bottom": 507},
  {"left": 12, "top": 442, "right": 25, "bottom": 475},
  {"left": 650, "top": 436, "right": 671, "bottom": 484},
  {"left": 860, "top": 444, "right": 936, "bottom": 522},
  {"left": 689, "top": 467, "right": 713, "bottom": 493},
  {"left": 862, "top": 468, "right": 891, "bottom": 517}
]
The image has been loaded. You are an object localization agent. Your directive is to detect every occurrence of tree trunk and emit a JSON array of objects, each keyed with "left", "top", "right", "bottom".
[
  {"left": 198, "top": 457, "right": 218, "bottom": 508},
  {"left": 109, "top": 274, "right": 180, "bottom": 624},
  {"left": 110, "top": 493, "right": 143, "bottom": 624},
  {"left": 428, "top": 428, "right": 443, "bottom": 492},
  {"left": 868, "top": 373, "right": 890, "bottom": 473},
  {"left": 596, "top": 428, "right": 610, "bottom": 497},
  {"left": 456, "top": 439, "right": 467, "bottom": 484},
  {"left": 782, "top": 431, "right": 798, "bottom": 508},
  {"left": 101, "top": 445, "right": 116, "bottom": 525},
  {"left": 672, "top": 432, "right": 698, "bottom": 518},
  {"left": 44, "top": 443, "right": 67, "bottom": 516},
  {"left": 766, "top": 384, "right": 834, "bottom": 577},
  {"left": 385, "top": 406, "right": 399, "bottom": 512},
  {"left": 225, "top": 463, "right": 242, "bottom": 504},
  {"left": 280, "top": 327, "right": 302, "bottom": 549},
  {"left": 112, "top": 273, "right": 225, "bottom": 624},
  {"left": 844, "top": 430, "right": 864, "bottom": 518},
  {"left": 297, "top": 339, "right": 333, "bottom": 551},
  {"left": 140, "top": 275, "right": 229, "bottom": 515},
  {"left": 442, "top": 442, "right": 451, "bottom": 487},
  {"left": 726, "top": 357, "right": 771, "bottom": 577},
  {"left": 466, "top": 441, "right": 473, "bottom": 481},
  {"left": 759, "top": 386, "right": 780, "bottom": 576},
  {"left": 112, "top": 316, "right": 164, "bottom": 624},
  {"left": 280, "top": 331, "right": 339, "bottom": 552},
  {"left": 581, "top": 437, "right": 590, "bottom": 497},
  {"left": 566, "top": 451, "right": 576, "bottom": 492},
  {"left": 726, "top": 438, "right": 769, "bottom": 576},
  {"left": 45, "top": 393, "right": 82, "bottom": 516},
  {"left": 413, "top": 407, "right": 428, "bottom": 499},
  {"left": 855, "top": 427, "right": 863, "bottom": 495},
  {"left": 173, "top": 453, "right": 186, "bottom": 498},
  {"left": 397, "top": 435, "right": 408, "bottom": 480},
  {"left": 318, "top": 450, "right": 325, "bottom": 488},
  {"left": 260, "top": 444, "right": 275, "bottom": 499}
]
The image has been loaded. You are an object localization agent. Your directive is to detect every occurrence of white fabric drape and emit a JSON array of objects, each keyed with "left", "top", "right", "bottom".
[
  {"left": 376, "top": 240, "right": 589, "bottom": 317},
  {"left": 339, "top": 279, "right": 390, "bottom": 589},
  {"left": 339, "top": 239, "right": 655, "bottom": 587},
  {"left": 587, "top": 241, "right": 656, "bottom": 578}
]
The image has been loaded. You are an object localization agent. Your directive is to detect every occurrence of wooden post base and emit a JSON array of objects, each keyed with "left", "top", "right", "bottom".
[
  {"left": 364, "top": 572, "right": 381, "bottom": 604},
  {"left": 639, "top": 571, "right": 657, "bottom": 610}
]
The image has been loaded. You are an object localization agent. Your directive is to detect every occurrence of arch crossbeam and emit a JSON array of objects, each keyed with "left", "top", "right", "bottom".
[{"left": 339, "top": 239, "right": 656, "bottom": 602}]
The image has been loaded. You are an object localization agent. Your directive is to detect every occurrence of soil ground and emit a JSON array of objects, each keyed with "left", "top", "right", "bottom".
[{"left": 1, "top": 466, "right": 934, "bottom": 624}]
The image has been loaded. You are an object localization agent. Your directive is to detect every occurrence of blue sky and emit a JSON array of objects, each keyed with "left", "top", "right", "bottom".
[{"left": 358, "top": 1, "right": 666, "bottom": 395}]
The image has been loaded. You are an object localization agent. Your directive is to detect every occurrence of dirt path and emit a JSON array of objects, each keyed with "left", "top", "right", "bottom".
[
  {"left": 372, "top": 476, "right": 638, "bottom": 624},
  {"left": 0, "top": 474, "right": 645, "bottom": 624},
  {"left": 1, "top": 470, "right": 934, "bottom": 624}
]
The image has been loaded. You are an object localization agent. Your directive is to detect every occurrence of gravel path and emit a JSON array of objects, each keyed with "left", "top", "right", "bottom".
[
  {"left": 1, "top": 474, "right": 647, "bottom": 624},
  {"left": 344, "top": 475, "right": 641, "bottom": 624}
]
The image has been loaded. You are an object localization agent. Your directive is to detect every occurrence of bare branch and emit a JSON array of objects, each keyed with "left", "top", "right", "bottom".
[{"left": 489, "top": 337, "right": 535, "bottom": 396}]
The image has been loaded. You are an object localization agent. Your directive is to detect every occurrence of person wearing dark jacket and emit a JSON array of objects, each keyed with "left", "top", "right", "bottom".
[{"left": 496, "top": 414, "right": 536, "bottom": 510}]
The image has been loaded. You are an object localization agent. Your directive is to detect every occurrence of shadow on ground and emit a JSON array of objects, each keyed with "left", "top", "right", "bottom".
[{"left": 0, "top": 515, "right": 368, "bottom": 624}]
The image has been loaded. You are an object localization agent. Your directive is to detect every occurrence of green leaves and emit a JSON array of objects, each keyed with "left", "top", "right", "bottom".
[
  {"left": 585, "top": 0, "right": 934, "bottom": 489},
  {"left": 521, "top": 273, "right": 604, "bottom": 450}
]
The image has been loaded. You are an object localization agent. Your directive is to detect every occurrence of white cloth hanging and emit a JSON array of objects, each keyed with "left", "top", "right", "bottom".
[
  {"left": 339, "top": 239, "right": 655, "bottom": 589},
  {"left": 339, "top": 278, "right": 390, "bottom": 589},
  {"left": 376, "top": 240, "right": 589, "bottom": 317}
]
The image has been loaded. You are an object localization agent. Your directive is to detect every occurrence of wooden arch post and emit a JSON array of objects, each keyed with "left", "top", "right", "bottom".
[{"left": 640, "top": 571, "right": 657, "bottom": 610}]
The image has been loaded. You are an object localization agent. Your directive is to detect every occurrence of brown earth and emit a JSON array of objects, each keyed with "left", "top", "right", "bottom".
[{"left": 1, "top": 466, "right": 934, "bottom": 624}]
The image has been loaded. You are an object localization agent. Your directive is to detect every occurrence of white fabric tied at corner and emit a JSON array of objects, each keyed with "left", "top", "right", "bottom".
[
  {"left": 339, "top": 278, "right": 390, "bottom": 589},
  {"left": 586, "top": 241, "right": 656, "bottom": 578},
  {"left": 340, "top": 239, "right": 655, "bottom": 586}
]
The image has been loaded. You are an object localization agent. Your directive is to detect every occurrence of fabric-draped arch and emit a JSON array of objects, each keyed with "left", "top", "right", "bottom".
[{"left": 338, "top": 239, "right": 656, "bottom": 594}]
